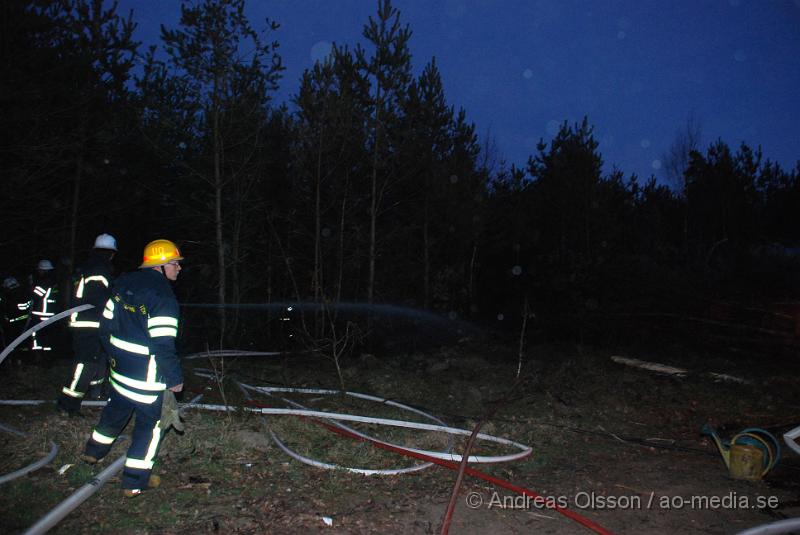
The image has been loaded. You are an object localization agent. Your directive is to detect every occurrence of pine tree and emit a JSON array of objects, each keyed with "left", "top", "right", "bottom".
[
  {"left": 356, "top": 0, "right": 413, "bottom": 304},
  {"left": 160, "top": 0, "right": 282, "bottom": 342},
  {"left": 0, "top": 0, "right": 137, "bottom": 272}
]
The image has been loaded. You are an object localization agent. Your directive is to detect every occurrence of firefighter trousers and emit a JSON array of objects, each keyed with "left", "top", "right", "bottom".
[
  {"left": 84, "top": 387, "right": 164, "bottom": 490},
  {"left": 57, "top": 360, "right": 107, "bottom": 413},
  {"left": 57, "top": 336, "right": 107, "bottom": 413}
]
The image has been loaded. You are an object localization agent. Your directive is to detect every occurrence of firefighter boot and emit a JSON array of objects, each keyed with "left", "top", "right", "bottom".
[
  {"left": 122, "top": 475, "right": 161, "bottom": 498},
  {"left": 80, "top": 454, "right": 99, "bottom": 465}
]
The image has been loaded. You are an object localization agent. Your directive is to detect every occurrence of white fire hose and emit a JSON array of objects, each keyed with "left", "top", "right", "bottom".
[
  {"left": 784, "top": 425, "right": 800, "bottom": 456},
  {"left": 0, "top": 304, "right": 93, "bottom": 365}
]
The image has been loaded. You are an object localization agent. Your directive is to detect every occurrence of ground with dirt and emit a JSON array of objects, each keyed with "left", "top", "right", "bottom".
[{"left": 1, "top": 337, "right": 799, "bottom": 534}]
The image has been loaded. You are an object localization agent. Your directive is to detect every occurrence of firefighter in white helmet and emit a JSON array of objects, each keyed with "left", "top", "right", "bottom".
[
  {"left": 57, "top": 234, "right": 117, "bottom": 415},
  {"left": 27, "top": 258, "right": 59, "bottom": 354}
]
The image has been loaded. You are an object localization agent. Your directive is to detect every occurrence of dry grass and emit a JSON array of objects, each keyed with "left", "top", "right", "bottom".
[{"left": 1, "top": 341, "right": 799, "bottom": 534}]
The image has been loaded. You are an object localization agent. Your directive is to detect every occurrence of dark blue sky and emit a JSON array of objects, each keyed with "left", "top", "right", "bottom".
[{"left": 119, "top": 0, "right": 800, "bottom": 183}]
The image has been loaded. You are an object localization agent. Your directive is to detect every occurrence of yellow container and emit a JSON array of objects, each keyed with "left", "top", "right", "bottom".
[{"left": 729, "top": 444, "right": 765, "bottom": 481}]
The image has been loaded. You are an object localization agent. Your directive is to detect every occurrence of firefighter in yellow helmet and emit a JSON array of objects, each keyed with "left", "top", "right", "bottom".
[{"left": 82, "top": 239, "right": 184, "bottom": 497}]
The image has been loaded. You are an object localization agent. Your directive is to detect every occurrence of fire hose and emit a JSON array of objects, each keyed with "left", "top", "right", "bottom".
[
  {"left": 0, "top": 421, "right": 58, "bottom": 486},
  {"left": 239, "top": 384, "right": 614, "bottom": 535},
  {"left": 0, "top": 304, "right": 93, "bottom": 366}
]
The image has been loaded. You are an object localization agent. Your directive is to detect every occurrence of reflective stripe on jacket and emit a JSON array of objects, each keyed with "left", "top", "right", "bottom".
[
  {"left": 31, "top": 284, "right": 57, "bottom": 319},
  {"left": 101, "top": 269, "right": 182, "bottom": 404},
  {"left": 69, "top": 253, "right": 114, "bottom": 331}
]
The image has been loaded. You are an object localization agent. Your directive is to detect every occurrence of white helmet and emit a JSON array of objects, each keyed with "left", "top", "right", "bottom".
[
  {"left": 94, "top": 233, "right": 118, "bottom": 251},
  {"left": 37, "top": 259, "right": 54, "bottom": 271},
  {"left": 2, "top": 276, "right": 19, "bottom": 290}
]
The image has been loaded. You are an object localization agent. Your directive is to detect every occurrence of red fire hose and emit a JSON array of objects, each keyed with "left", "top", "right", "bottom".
[{"left": 308, "top": 415, "right": 616, "bottom": 535}]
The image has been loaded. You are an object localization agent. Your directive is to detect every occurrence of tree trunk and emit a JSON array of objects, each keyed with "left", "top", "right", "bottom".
[
  {"left": 68, "top": 140, "right": 85, "bottom": 277},
  {"left": 423, "top": 194, "right": 430, "bottom": 308},
  {"left": 335, "top": 171, "right": 349, "bottom": 320},
  {"left": 584, "top": 180, "right": 592, "bottom": 263},
  {"left": 468, "top": 243, "right": 477, "bottom": 316},
  {"left": 66, "top": 136, "right": 85, "bottom": 301},
  {"left": 213, "top": 86, "right": 226, "bottom": 346},
  {"left": 314, "top": 140, "right": 324, "bottom": 338},
  {"left": 266, "top": 244, "right": 273, "bottom": 340},
  {"left": 367, "top": 85, "right": 382, "bottom": 305},
  {"left": 230, "top": 189, "right": 242, "bottom": 341},
  {"left": 313, "top": 129, "right": 323, "bottom": 302},
  {"left": 368, "top": 154, "right": 378, "bottom": 305},
  {"left": 683, "top": 181, "right": 690, "bottom": 257}
]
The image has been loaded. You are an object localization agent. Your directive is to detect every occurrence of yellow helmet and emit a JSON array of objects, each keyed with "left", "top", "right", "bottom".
[{"left": 140, "top": 239, "right": 184, "bottom": 268}]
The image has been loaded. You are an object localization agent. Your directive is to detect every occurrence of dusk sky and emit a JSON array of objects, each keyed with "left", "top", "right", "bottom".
[{"left": 118, "top": 0, "right": 800, "bottom": 184}]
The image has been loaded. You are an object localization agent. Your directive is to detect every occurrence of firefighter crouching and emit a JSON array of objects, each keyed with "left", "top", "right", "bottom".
[
  {"left": 82, "top": 239, "right": 184, "bottom": 497},
  {"left": 57, "top": 233, "right": 117, "bottom": 415}
]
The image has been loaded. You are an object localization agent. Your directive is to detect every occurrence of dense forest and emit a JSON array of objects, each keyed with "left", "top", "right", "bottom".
[{"left": 2, "top": 0, "right": 799, "bottom": 350}]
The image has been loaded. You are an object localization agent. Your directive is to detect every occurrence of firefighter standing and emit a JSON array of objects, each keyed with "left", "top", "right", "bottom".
[
  {"left": 28, "top": 259, "right": 60, "bottom": 353},
  {"left": 57, "top": 234, "right": 117, "bottom": 415},
  {"left": 1, "top": 276, "right": 29, "bottom": 347},
  {"left": 82, "top": 239, "right": 184, "bottom": 497}
]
